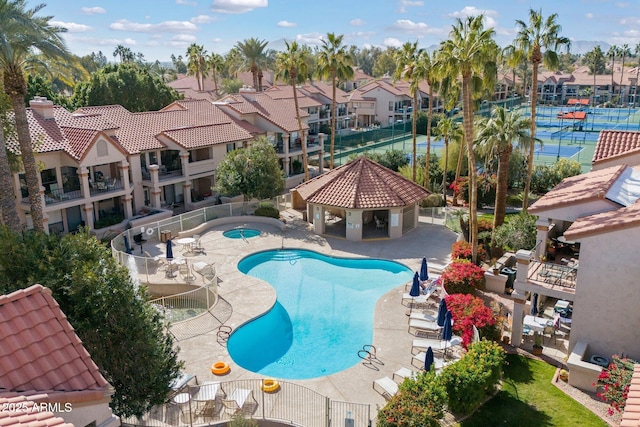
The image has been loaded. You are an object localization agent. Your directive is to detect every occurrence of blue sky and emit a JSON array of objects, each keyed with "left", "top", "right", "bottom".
[{"left": 43, "top": 0, "right": 640, "bottom": 62}]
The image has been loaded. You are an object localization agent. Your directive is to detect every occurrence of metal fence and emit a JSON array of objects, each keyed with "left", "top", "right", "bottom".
[
  {"left": 149, "top": 281, "right": 218, "bottom": 327},
  {"left": 120, "top": 379, "right": 371, "bottom": 427}
]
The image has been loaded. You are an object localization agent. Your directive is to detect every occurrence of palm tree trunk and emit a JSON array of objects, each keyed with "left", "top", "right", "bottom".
[
  {"left": 292, "top": 84, "right": 309, "bottom": 182},
  {"left": 453, "top": 140, "right": 464, "bottom": 206},
  {"left": 441, "top": 137, "right": 449, "bottom": 207},
  {"left": 522, "top": 61, "right": 539, "bottom": 211},
  {"left": 0, "top": 123, "right": 21, "bottom": 232},
  {"left": 462, "top": 74, "right": 478, "bottom": 263},
  {"left": 412, "top": 93, "right": 417, "bottom": 182},
  {"left": 10, "top": 93, "right": 44, "bottom": 232},
  {"left": 493, "top": 148, "right": 511, "bottom": 230},
  {"left": 425, "top": 87, "right": 432, "bottom": 188},
  {"left": 330, "top": 73, "right": 337, "bottom": 169}
]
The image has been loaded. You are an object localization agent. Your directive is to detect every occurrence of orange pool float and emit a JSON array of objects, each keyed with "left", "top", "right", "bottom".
[
  {"left": 211, "top": 361, "right": 230, "bottom": 375},
  {"left": 260, "top": 378, "right": 280, "bottom": 393}
]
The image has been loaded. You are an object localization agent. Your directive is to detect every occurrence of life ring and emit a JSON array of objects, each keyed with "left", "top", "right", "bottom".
[
  {"left": 211, "top": 361, "right": 230, "bottom": 375},
  {"left": 260, "top": 378, "right": 280, "bottom": 393}
]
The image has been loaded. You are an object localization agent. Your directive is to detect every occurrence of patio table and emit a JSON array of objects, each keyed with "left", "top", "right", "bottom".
[{"left": 523, "top": 315, "right": 549, "bottom": 334}]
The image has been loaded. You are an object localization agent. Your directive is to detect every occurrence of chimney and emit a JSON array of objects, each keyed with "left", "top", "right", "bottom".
[
  {"left": 29, "top": 96, "right": 55, "bottom": 120},
  {"left": 239, "top": 86, "right": 257, "bottom": 102}
]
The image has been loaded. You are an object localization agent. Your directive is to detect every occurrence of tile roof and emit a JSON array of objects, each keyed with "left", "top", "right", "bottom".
[
  {"left": 0, "top": 395, "right": 74, "bottom": 427},
  {"left": 0, "top": 285, "right": 110, "bottom": 394},
  {"left": 264, "top": 86, "right": 323, "bottom": 108},
  {"left": 219, "top": 92, "right": 309, "bottom": 133},
  {"left": 528, "top": 164, "right": 626, "bottom": 214},
  {"left": 621, "top": 364, "right": 640, "bottom": 427},
  {"left": 593, "top": 130, "right": 640, "bottom": 164},
  {"left": 294, "top": 156, "right": 430, "bottom": 209},
  {"left": 162, "top": 123, "right": 254, "bottom": 148},
  {"left": 564, "top": 199, "right": 640, "bottom": 240}
]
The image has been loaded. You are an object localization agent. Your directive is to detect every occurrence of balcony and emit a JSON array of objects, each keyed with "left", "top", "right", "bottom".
[
  {"left": 89, "top": 178, "right": 124, "bottom": 196},
  {"left": 44, "top": 187, "right": 83, "bottom": 205},
  {"left": 527, "top": 260, "right": 577, "bottom": 293}
]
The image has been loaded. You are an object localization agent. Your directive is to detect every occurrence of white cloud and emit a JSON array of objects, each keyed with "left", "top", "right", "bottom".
[
  {"left": 109, "top": 19, "right": 198, "bottom": 33},
  {"left": 277, "top": 20, "right": 296, "bottom": 28},
  {"left": 95, "top": 37, "right": 137, "bottom": 47},
  {"left": 50, "top": 21, "right": 93, "bottom": 33},
  {"left": 211, "top": 0, "right": 267, "bottom": 14},
  {"left": 210, "top": 37, "right": 222, "bottom": 43},
  {"left": 350, "top": 18, "right": 365, "bottom": 26},
  {"left": 176, "top": 0, "right": 197, "bottom": 5},
  {"left": 388, "top": 19, "right": 445, "bottom": 36},
  {"left": 80, "top": 6, "right": 106, "bottom": 15},
  {"left": 620, "top": 17, "right": 640, "bottom": 25},
  {"left": 399, "top": 1, "right": 424, "bottom": 13},
  {"left": 449, "top": 6, "right": 498, "bottom": 28},
  {"left": 191, "top": 15, "right": 214, "bottom": 24},
  {"left": 172, "top": 34, "right": 197, "bottom": 42},
  {"left": 585, "top": 13, "right": 594, "bottom": 19},
  {"left": 383, "top": 37, "right": 403, "bottom": 48},
  {"left": 295, "top": 32, "right": 323, "bottom": 46}
]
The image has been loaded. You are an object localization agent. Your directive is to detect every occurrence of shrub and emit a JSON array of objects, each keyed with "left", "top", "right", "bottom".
[
  {"left": 420, "top": 193, "right": 444, "bottom": 208},
  {"left": 445, "top": 293, "right": 497, "bottom": 349},
  {"left": 595, "top": 354, "right": 637, "bottom": 415},
  {"left": 377, "top": 370, "right": 446, "bottom": 427},
  {"left": 493, "top": 213, "right": 537, "bottom": 252},
  {"left": 438, "top": 340, "right": 505, "bottom": 415},
  {"left": 254, "top": 203, "right": 280, "bottom": 218},
  {"left": 441, "top": 259, "right": 485, "bottom": 294}
]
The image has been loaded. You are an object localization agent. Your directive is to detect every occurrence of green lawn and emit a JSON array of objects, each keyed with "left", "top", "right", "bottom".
[{"left": 460, "top": 354, "right": 607, "bottom": 427}]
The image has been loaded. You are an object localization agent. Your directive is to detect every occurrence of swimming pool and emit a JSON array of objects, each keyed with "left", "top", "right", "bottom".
[
  {"left": 228, "top": 249, "right": 413, "bottom": 379},
  {"left": 223, "top": 228, "right": 261, "bottom": 239}
]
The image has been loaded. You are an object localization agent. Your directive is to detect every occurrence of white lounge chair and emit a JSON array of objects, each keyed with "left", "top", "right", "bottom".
[
  {"left": 411, "top": 352, "right": 455, "bottom": 371},
  {"left": 409, "top": 311, "right": 437, "bottom": 322},
  {"left": 392, "top": 367, "right": 417, "bottom": 382},
  {"left": 408, "top": 318, "right": 443, "bottom": 337},
  {"left": 373, "top": 376, "right": 398, "bottom": 400},
  {"left": 412, "top": 336, "right": 463, "bottom": 355},
  {"left": 401, "top": 282, "right": 438, "bottom": 307}
]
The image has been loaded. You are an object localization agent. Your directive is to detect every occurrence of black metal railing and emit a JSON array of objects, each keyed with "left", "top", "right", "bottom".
[
  {"left": 90, "top": 179, "right": 124, "bottom": 195},
  {"left": 44, "top": 188, "right": 83, "bottom": 204},
  {"left": 528, "top": 260, "right": 577, "bottom": 289}
]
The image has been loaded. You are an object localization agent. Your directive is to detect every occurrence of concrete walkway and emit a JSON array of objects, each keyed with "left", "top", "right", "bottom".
[{"left": 150, "top": 211, "right": 457, "bottom": 415}]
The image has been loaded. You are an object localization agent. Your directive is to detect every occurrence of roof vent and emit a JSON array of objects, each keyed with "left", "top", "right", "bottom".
[
  {"left": 239, "top": 86, "right": 257, "bottom": 102},
  {"left": 29, "top": 96, "right": 55, "bottom": 120}
]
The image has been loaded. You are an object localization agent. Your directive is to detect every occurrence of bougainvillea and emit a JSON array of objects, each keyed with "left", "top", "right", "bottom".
[
  {"left": 445, "top": 293, "right": 497, "bottom": 349},
  {"left": 441, "top": 259, "right": 485, "bottom": 294},
  {"left": 595, "top": 354, "right": 637, "bottom": 415},
  {"left": 451, "top": 241, "right": 487, "bottom": 263}
]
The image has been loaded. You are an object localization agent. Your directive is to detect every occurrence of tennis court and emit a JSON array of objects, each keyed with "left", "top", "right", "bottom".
[{"left": 534, "top": 143, "right": 583, "bottom": 158}]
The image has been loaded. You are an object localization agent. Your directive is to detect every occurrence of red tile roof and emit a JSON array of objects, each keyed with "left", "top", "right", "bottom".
[
  {"left": 528, "top": 165, "right": 626, "bottom": 214},
  {"left": 564, "top": 199, "right": 640, "bottom": 240},
  {"left": 567, "top": 99, "right": 590, "bottom": 105},
  {"left": 0, "top": 395, "right": 74, "bottom": 427},
  {"left": 593, "top": 130, "right": 640, "bottom": 164},
  {"left": 219, "top": 92, "right": 309, "bottom": 133},
  {"left": 559, "top": 111, "right": 587, "bottom": 120},
  {"left": 621, "top": 364, "right": 640, "bottom": 427},
  {"left": 0, "top": 285, "right": 110, "bottom": 394},
  {"left": 294, "top": 156, "right": 430, "bottom": 209}
]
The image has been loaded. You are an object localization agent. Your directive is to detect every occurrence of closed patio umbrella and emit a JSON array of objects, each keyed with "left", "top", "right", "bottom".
[
  {"left": 441, "top": 310, "right": 453, "bottom": 341},
  {"left": 420, "top": 257, "right": 429, "bottom": 282},
  {"left": 166, "top": 239, "right": 174, "bottom": 260},
  {"left": 436, "top": 298, "right": 448, "bottom": 327},
  {"left": 424, "top": 346, "right": 435, "bottom": 372},
  {"left": 531, "top": 293, "right": 539, "bottom": 316},
  {"left": 409, "top": 272, "right": 421, "bottom": 297}
]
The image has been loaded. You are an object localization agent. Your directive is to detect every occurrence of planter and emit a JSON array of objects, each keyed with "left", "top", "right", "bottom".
[
  {"left": 532, "top": 346, "right": 543, "bottom": 356},
  {"left": 493, "top": 268, "right": 500, "bottom": 275},
  {"left": 502, "top": 336, "right": 510, "bottom": 345},
  {"left": 559, "top": 369, "right": 569, "bottom": 381}
]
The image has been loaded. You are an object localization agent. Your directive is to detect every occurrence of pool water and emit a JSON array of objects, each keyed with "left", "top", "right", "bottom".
[
  {"left": 228, "top": 249, "right": 413, "bottom": 379},
  {"left": 223, "top": 228, "right": 261, "bottom": 239}
]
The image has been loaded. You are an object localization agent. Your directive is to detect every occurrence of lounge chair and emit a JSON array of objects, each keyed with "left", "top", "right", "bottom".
[
  {"left": 401, "top": 282, "right": 438, "bottom": 307},
  {"left": 408, "top": 318, "right": 443, "bottom": 337},
  {"left": 373, "top": 376, "right": 398, "bottom": 400},
  {"left": 411, "top": 352, "right": 455, "bottom": 371},
  {"left": 409, "top": 311, "right": 437, "bottom": 322},
  {"left": 411, "top": 336, "right": 463, "bottom": 355},
  {"left": 392, "top": 367, "right": 417, "bottom": 382}
]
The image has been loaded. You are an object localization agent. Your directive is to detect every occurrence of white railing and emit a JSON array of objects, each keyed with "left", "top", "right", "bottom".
[{"left": 149, "top": 280, "right": 217, "bottom": 328}]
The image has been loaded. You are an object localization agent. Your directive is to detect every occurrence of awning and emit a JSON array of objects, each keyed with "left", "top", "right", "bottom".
[{"left": 567, "top": 99, "right": 590, "bottom": 105}]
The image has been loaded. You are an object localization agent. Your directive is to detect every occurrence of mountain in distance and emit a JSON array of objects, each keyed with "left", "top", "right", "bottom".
[{"left": 568, "top": 40, "right": 611, "bottom": 55}]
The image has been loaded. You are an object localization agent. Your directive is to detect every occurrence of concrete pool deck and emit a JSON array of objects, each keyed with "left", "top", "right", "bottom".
[{"left": 145, "top": 211, "right": 457, "bottom": 414}]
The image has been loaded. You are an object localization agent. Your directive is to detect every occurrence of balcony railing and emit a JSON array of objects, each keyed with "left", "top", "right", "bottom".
[
  {"left": 90, "top": 179, "right": 124, "bottom": 195},
  {"left": 528, "top": 260, "right": 577, "bottom": 289},
  {"left": 44, "top": 188, "right": 83, "bottom": 204}
]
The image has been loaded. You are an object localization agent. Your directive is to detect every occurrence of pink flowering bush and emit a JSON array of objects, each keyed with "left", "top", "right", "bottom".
[
  {"left": 595, "top": 355, "right": 637, "bottom": 415},
  {"left": 441, "top": 259, "right": 485, "bottom": 294},
  {"left": 445, "top": 293, "right": 497, "bottom": 349},
  {"left": 451, "top": 241, "right": 487, "bottom": 263}
]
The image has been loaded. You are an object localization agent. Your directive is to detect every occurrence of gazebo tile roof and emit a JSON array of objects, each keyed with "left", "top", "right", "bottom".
[
  {"left": 593, "top": 130, "right": 640, "bottom": 164},
  {"left": 295, "top": 156, "right": 429, "bottom": 209}
]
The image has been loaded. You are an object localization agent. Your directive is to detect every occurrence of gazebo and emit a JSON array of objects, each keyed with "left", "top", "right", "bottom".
[{"left": 291, "top": 156, "right": 430, "bottom": 241}]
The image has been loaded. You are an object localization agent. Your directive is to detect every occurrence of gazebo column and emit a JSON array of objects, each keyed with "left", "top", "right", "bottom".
[
  {"left": 388, "top": 207, "right": 404, "bottom": 239},
  {"left": 345, "top": 209, "right": 363, "bottom": 241},
  {"left": 318, "top": 133, "right": 326, "bottom": 173},
  {"left": 312, "top": 205, "right": 325, "bottom": 234}
]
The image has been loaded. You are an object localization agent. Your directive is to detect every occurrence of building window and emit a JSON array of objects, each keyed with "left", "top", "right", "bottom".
[
  {"left": 389, "top": 101, "right": 393, "bottom": 111},
  {"left": 227, "top": 143, "right": 235, "bottom": 153}
]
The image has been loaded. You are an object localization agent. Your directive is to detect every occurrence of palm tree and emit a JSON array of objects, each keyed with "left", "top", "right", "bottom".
[
  {"left": 434, "top": 117, "right": 463, "bottom": 207},
  {"left": 113, "top": 44, "right": 133, "bottom": 63},
  {"left": 422, "top": 50, "right": 439, "bottom": 189},
  {"left": 0, "top": 0, "right": 72, "bottom": 232},
  {"left": 275, "top": 40, "right": 310, "bottom": 181},
  {"left": 394, "top": 41, "right": 426, "bottom": 182},
  {"left": 0, "top": 112, "right": 21, "bottom": 231},
  {"left": 208, "top": 52, "right": 224, "bottom": 95},
  {"left": 514, "top": 8, "right": 570, "bottom": 212},
  {"left": 619, "top": 44, "right": 631, "bottom": 103},
  {"left": 236, "top": 38, "right": 268, "bottom": 91},
  {"left": 584, "top": 46, "right": 606, "bottom": 103},
  {"left": 476, "top": 107, "right": 534, "bottom": 234},
  {"left": 635, "top": 43, "right": 640, "bottom": 107},
  {"left": 186, "top": 44, "right": 207, "bottom": 91},
  {"left": 316, "top": 33, "right": 354, "bottom": 170},
  {"left": 607, "top": 45, "right": 619, "bottom": 102},
  {"left": 502, "top": 44, "right": 525, "bottom": 100},
  {"left": 440, "top": 15, "right": 499, "bottom": 263}
]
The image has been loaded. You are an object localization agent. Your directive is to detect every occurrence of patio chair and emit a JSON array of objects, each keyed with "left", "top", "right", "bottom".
[
  {"left": 221, "top": 388, "right": 255, "bottom": 416},
  {"left": 408, "top": 318, "right": 443, "bottom": 337},
  {"left": 411, "top": 352, "right": 455, "bottom": 371},
  {"left": 392, "top": 367, "right": 417, "bottom": 382},
  {"left": 411, "top": 336, "right": 463, "bottom": 355},
  {"left": 373, "top": 376, "right": 398, "bottom": 400},
  {"left": 543, "top": 323, "right": 557, "bottom": 344}
]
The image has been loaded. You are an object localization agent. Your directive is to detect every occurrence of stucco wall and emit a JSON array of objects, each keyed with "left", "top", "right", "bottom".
[{"left": 569, "top": 226, "right": 640, "bottom": 360}]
